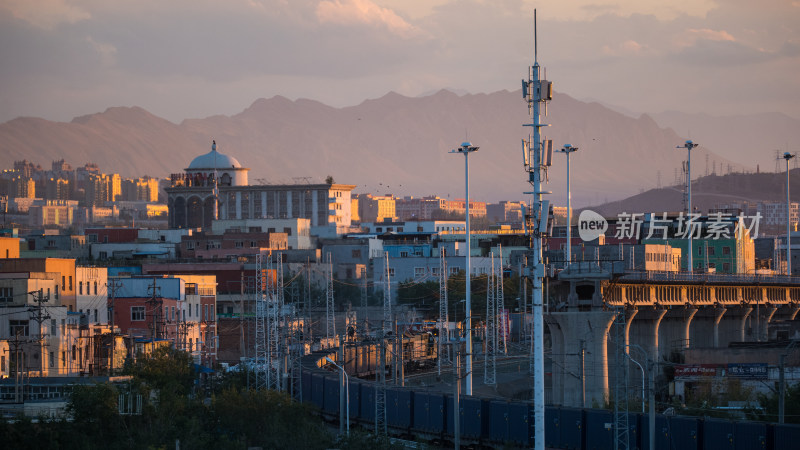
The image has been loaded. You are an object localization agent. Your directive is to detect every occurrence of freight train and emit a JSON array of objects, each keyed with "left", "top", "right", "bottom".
[{"left": 299, "top": 349, "right": 800, "bottom": 449}]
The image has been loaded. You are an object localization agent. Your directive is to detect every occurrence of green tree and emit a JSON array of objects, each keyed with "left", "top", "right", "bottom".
[
  {"left": 752, "top": 381, "right": 800, "bottom": 423},
  {"left": 214, "top": 388, "right": 330, "bottom": 449},
  {"left": 396, "top": 280, "right": 439, "bottom": 306}
]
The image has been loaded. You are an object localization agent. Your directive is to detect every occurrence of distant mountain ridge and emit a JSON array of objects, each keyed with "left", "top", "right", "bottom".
[
  {"left": 584, "top": 169, "right": 800, "bottom": 219},
  {"left": 2, "top": 89, "right": 788, "bottom": 204}
]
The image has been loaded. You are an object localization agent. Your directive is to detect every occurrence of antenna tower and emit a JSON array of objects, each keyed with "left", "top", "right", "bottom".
[
  {"left": 254, "top": 252, "right": 269, "bottom": 389},
  {"left": 383, "top": 251, "right": 392, "bottom": 334},
  {"left": 268, "top": 252, "right": 283, "bottom": 390},
  {"left": 613, "top": 308, "right": 630, "bottom": 450},
  {"left": 326, "top": 253, "right": 335, "bottom": 345},
  {"left": 438, "top": 247, "right": 449, "bottom": 375},
  {"left": 498, "top": 245, "right": 507, "bottom": 354},
  {"left": 484, "top": 254, "right": 497, "bottom": 386},
  {"left": 521, "top": 9, "right": 551, "bottom": 449}
]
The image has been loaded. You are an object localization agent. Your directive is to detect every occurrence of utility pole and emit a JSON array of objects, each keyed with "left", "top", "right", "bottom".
[
  {"left": 779, "top": 340, "right": 798, "bottom": 423},
  {"left": 107, "top": 279, "right": 122, "bottom": 375},
  {"left": 147, "top": 278, "right": 162, "bottom": 341},
  {"left": 28, "top": 289, "right": 50, "bottom": 377}
]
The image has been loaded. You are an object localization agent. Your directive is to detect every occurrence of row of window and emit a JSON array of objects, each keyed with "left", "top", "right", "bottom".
[
  {"left": 130, "top": 304, "right": 213, "bottom": 322},
  {"left": 78, "top": 281, "right": 99, "bottom": 295}
]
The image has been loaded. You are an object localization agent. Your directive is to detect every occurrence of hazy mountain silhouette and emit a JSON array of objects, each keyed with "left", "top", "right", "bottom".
[
  {"left": 0, "top": 90, "right": 762, "bottom": 204},
  {"left": 584, "top": 169, "right": 800, "bottom": 219}
]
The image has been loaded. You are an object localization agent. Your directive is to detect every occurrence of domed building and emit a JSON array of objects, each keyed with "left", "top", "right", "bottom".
[
  {"left": 167, "top": 140, "right": 355, "bottom": 235},
  {"left": 186, "top": 140, "right": 248, "bottom": 187}
]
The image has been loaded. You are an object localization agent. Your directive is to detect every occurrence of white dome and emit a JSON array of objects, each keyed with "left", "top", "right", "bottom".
[{"left": 188, "top": 141, "right": 242, "bottom": 169}]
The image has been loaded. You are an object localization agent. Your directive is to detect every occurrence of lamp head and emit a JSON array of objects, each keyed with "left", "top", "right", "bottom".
[{"left": 784, "top": 152, "right": 795, "bottom": 161}]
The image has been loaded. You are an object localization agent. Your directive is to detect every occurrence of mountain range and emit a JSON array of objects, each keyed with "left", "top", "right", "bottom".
[{"left": 1, "top": 89, "right": 797, "bottom": 205}]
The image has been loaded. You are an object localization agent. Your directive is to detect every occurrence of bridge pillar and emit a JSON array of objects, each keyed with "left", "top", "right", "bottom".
[
  {"left": 545, "top": 316, "right": 565, "bottom": 405},
  {"left": 630, "top": 308, "right": 668, "bottom": 363},
  {"left": 683, "top": 308, "right": 699, "bottom": 348},
  {"left": 786, "top": 305, "right": 800, "bottom": 321},
  {"left": 713, "top": 307, "right": 726, "bottom": 348},
  {"left": 625, "top": 308, "right": 638, "bottom": 353},
  {"left": 548, "top": 310, "right": 616, "bottom": 408},
  {"left": 740, "top": 307, "right": 754, "bottom": 342},
  {"left": 754, "top": 306, "right": 778, "bottom": 342}
]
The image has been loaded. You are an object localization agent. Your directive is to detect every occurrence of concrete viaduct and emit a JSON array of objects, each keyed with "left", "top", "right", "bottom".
[{"left": 546, "top": 263, "right": 800, "bottom": 408}]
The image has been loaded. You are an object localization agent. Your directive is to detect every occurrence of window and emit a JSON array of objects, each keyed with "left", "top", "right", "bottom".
[
  {"left": 196, "top": 304, "right": 199, "bottom": 318},
  {"left": 49, "top": 352, "right": 55, "bottom": 368},
  {"left": 99, "top": 251, "right": 108, "bottom": 259},
  {"left": 69, "top": 276, "right": 73, "bottom": 290},
  {"left": 450, "top": 267, "right": 459, "bottom": 275},
  {"left": 171, "top": 306, "right": 175, "bottom": 321},
  {"left": 388, "top": 268, "right": 395, "bottom": 277},
  {"left": 400, "top": 251, "right": 409, "bottom": 257},
  {"left": 352, "top": 249, "right": 362, "bottom": 258},
  {"left": 708, "top": 247, "right": 715, "bottom": 256},
  {"left": 94, "top": 309, "right": 98, "bottom": 322},
  {"left": 0, "top": 287, "right": 12, "bottom": 302},
  {"left": 723, "top": 246, "right": 731, "bottom": 255},
  {"left": 235, "top": 241, "right": 244, "bottom": 248},
  {"left": 62, "top": 276, "right": 66, "bottom": 290},
  {"left": 131, "top": 306, "right": 145, "bottom": 321},
  {"left": 414, "top": 267, "right": 426, "bottom": 277},
  {"left": 284, "top": 227, "right": 292, "bottom": 236},
  {"left": 723, "top": 263, "right": 731, "bottom": 272},
  {"left": 79, "top": 281, "right": 83, "bottom": 295},
  {"left": 10, "top": 320, "right": 29, "bottom": 337},
  {"left": 186, "top": 241, "right": 195, "bottom": 250},
  {"left": 51, "top": 319, "right": 56, "bottom": 335},
  {"left": 250, "top": 241, "right": 257, "bottom": 248},
  {"left": 94, "top": 282, "right": 98, "bottom": 295}
]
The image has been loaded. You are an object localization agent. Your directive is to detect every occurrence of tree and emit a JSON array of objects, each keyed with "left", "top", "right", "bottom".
[
  {"left": 325, "top": 175, "right": 335, "bottom": 185},
  {"left": 752, "top": 381, "right": 800, "bottom": 423},
  {"left": 397, "top": 280, "right": 439, "bottom": 306},
  {"left": 213, "top": 388, "right": 330, "bottom": 449}
]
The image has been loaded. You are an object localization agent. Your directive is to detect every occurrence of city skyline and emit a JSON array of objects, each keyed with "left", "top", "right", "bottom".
[{"left": 1, "top": 0, "right": 798, "bottom": 125}]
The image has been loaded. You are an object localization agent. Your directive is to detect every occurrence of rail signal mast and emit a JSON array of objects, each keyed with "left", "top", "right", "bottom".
[{"left": 521, "top": 10, "right": 552, "bottom": 450}]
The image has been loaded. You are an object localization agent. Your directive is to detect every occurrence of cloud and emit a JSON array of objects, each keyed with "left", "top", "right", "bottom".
[
  {"left": 1, "top": 0, "right": 90, "bottom": 30},
  {"left": 676, "top": 28, "right": 736, "bottom": 48},
  {"left": 602, "top": 39, "right": 647, "bottom": 56},
  {"left": 316, "top": 0, "right": 418, "bottom": 37}
]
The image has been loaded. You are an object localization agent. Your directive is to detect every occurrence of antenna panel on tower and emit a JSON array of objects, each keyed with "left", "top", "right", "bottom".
[{"left": 542, "top": 139, "right": 553, "bottom": 166}]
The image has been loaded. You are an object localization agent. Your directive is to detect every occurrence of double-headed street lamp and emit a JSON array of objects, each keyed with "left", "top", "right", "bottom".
[
  {"left": 784, "top": 152, "right": 795, "bottom": 276},
  {"left": 450, "top": 141, "right": 479, "bottom": 396},
  {"left": 677, "top": 140, "right": 699, "bottom": 272},
  {"left": 325, "top": 357, "right": 349, "bottom": 437},
  {"left": 557, "top": 144, "right": 578, "bottom": 265}
]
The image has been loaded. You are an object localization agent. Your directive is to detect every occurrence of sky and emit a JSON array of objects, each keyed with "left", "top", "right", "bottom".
[{"left": 0, "top": 0, "right": 798, "bottom": 124}]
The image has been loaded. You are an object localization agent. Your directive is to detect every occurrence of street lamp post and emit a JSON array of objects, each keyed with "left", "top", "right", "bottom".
[
  {"left": 450, "top": 142, "right": 479, "bottom": 396},
  {"left": 785, "top": 152, "right": 795, "bottom": 276},
  {"left": 325, "top": 357, "right": 349, "bottom": 437},
  {"left": 557, "top": 144, "right": 578, "bottom": 266},
  {"left": 678, "top": 140, "right": 699, "bottom": 272}
]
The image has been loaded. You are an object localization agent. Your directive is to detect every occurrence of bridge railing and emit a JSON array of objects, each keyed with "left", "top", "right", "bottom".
[{"left": 620, "top": 270, "right": 800, "bottom": 286}]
